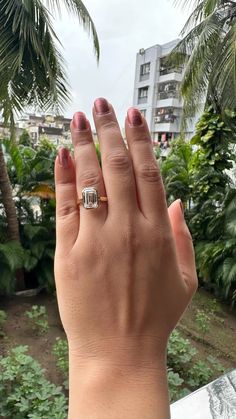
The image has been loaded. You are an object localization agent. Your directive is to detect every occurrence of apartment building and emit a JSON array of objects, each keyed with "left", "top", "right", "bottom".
[
  {"left": 16, "top": 114, "right": 72, "bottom": 146},
  {"left": 133, "top": 40, "right": 195, "bottom": 151}
]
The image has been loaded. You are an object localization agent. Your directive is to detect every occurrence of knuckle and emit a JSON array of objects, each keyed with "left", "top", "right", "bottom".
[
  {"left": 132, "top": 133, "right": 151, "bottom": 144},
  {"left": 137, "top": 162, "right": 162, "bottom": 183},
  {"left": 73, "top": 132, "right": 92, "bottom": 147},
  {"left": 105, "top": 150, "right": 130, "bottom": 172},
  {"left": 79, "top": 170, "right": 101, "bottom": 188},
  {"left": 100, "top": 119, "right": 119, "bottom": 132},
  {"left": 57, "top": 202, "right": 77, "bottom": 219}
]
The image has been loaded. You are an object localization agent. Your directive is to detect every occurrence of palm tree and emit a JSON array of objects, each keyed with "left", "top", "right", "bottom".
[
  {"left": 171, "top": 0, "right": 236, "bottom": 121},
  {"left": 0, "top": 0, "right": 99, "bottom": 289}
]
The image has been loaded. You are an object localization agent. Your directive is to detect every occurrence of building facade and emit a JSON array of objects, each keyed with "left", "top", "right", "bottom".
[
  {"left": 133, "top": 40, "right": 195, "bottom": 151},
  {"left": 16, "top": 114, "right": 72, "bottom": 147}
]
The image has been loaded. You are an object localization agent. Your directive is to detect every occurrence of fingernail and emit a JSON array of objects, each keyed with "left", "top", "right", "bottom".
[
  {"left": 73, "top": 112, "right": 88, "bottom": 131},
  {"left": 179, "top": 200, "right": 185, "bottom": 216},
  {"left": 94, "top": 98, "right": 110, "bottom": 115},
  {"left": 58, "top": 148, "right": 70, "bottom": 169},
  {"left": 127, "top": 108, "right": 143, "bottom": 126}
]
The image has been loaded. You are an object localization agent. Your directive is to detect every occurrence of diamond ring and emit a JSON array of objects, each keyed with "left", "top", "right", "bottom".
[{"left": 78, "top": 187, "right": 108, "bottom": 209}]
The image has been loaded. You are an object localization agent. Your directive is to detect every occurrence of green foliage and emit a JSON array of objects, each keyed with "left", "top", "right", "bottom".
[
  {"left": 19, "top": 130, "right": 32, "bottom": 147},
  {"left": 0, "top": 241, "right": 24, "bottom": 295},
  {"left": 161, "top": 138, "right": 194, "bottom": 208},
  {"left": 1, "top": 140, "right": 57, "bottom": 293},
  {"left": 167, "top": 329, "right": 225, "bottom": 401},
  {"left": 52, "top": 338, "right": 69, "bottom": 389},
  {"left": 0, "top": 345, "right": 67, "bottom": 418},
  {"left": 170, "top": 0, "right": 236, "bottom": 122},
  {"left": 195, "top": 309, "right": 210, "bottom": 336},
  {"left": 0, "top": 310, "right": 7, "bottom": 337},
  {"left": 25, "top": 305, "right": 49, "bottom": 335},
  {"left": 161, "top": 108, "right": 236, "bottom": 301},
  {"left": 0, "top": 0, "right": 99, "bottom": 125}
]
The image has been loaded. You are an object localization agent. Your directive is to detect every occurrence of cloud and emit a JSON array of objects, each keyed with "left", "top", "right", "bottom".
[{"left": 53, "top": 0, "right": 189, "bottom": 128}]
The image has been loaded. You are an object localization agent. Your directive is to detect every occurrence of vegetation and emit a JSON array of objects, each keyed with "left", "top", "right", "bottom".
[
  {"left": 161, "top": 107, "right": 236, "bottom": 302},
  {"left": 0, "top": 140, "right": 56, "bottom": 294},
  {"left": 0, "top": 310, "right": 7, "bottom": 337},
  {"left": 172, "top": 0, "right": 236, "bottom": 121},
  {"left": 0, "top": 0, "right": 99, "bottom": 283},
  {"left": 52, "top": 338, "right": 69, "bottom": 389},
  {"left": 25, "top": 305, "right": 49, "bottom": 335},
  {"left": 0, "top": 346, "right": 68, "bottom": 418}
]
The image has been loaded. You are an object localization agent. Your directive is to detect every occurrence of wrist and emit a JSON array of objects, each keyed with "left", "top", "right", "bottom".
[{"left": 68, "top": 338, "right": 170, "bottom": 419}]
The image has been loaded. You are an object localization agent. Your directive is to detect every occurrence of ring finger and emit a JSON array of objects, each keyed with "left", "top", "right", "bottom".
[{"left": 71, "top": 112, "right": 107, "bottom": 227}]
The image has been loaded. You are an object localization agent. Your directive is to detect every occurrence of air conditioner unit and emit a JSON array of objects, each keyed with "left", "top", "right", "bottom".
[{"left": 139, "top": 48, "right": 145, "bottom": 55}]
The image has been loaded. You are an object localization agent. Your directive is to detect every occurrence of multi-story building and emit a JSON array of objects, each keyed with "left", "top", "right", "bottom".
[
  {"left": 133, "top": 40, "right": 195, "bottom": 151},
  {"left": 16, "top": 114, "right": 72, "bottom": 147}
]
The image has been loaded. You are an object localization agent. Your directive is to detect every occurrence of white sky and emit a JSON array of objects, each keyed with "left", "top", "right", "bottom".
[{"left": 53, "top": 0, "right": 189, "bottom": 127}]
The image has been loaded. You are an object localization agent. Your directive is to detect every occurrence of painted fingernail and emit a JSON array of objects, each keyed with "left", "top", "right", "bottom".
[
  {"left": 94, "top": 98, "right": 110, "bottom": 114},
  {"left": 127, "top": 108, "right": 143, "bottom": 126},
  {"left": 73, "top": 112, "right": 88, "bottom": 131},
  {"left": 179, "top": 199, "right": 185, "bottom": 216},
  {"left": 58, "top": 147, "right": 70, "bottom": 169}
]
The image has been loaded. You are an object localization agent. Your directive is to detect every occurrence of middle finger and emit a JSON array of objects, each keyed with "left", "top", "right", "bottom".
[{"left": 93, "top": 98, "right": 138, "bottom": 215}]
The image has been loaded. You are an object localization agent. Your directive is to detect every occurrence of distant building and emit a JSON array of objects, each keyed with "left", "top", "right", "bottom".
[
  {"left": 133, "top": 40, "right": 196, "bottom": 154},
  {"left": 16, "top": 114, "right": 72, "bottom": 147},
  {"left": 1, "top": 113, "right": 99, "bottom": 147}
]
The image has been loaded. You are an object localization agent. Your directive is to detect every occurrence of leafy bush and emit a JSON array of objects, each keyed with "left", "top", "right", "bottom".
[
  {"left": 0, "top": 241, "right": 24, "bottom": 295},
  {"left": 0, "top": 309, "right": 7, "bottom": 337},
  {"left": 52, "top": 338, "right": 69, "bottom": 389},
  {"left": 167, "top": 329, "right": 225, "bottom": 401},
  {"left": 25, "top": 305, "right": 49, "bottom": 335},
  {"left": 195, "top": 309, "right": 211, "bottom": 336},
  {"left": 0, "top": 346, "right": 67, "bottom": 418}
]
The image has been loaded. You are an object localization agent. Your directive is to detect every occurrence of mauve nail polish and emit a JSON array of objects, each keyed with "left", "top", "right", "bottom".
[
  {"left": 127, "top": 108, "right": 143, "bottom": 126},
  {"left": 73, "top": 112, "right": 87, "bottom": 131},
  {"left": 94, "top": 98, "right": 110, "bottom": 114},
  {"left": 58, "top": 148, "right": 70, "bottom": 168}
]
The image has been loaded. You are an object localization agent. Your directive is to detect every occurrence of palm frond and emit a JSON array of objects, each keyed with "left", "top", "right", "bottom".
[{"left": 45, "top": 0, "right": 100, "bottom": 61}]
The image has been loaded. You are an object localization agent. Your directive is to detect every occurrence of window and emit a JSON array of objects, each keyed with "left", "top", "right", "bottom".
[
  {"left": 140, "top": 62, "right": 150, "bottom": 81},
  {"left": 140, "top": 63, "right": 150, "bottom": 75},
  {"left": 140, "top": 109, "right": 147, "bottom": 117},
  {"left": 138, "top": 87, "right": 148, "bottom": 104}
]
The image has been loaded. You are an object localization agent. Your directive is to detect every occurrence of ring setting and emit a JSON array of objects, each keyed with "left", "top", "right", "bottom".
[{"left": 78, "top": 187, "right": 108, "bottom": 209}]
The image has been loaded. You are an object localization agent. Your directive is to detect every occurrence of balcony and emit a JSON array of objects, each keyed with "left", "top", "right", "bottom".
[
  {"left": 157, "top": 91, "right": 179, "bottom": 100},
  {"left": 159, "top": 72, "right": 183, "bottom": 83},
  {"left": 154, "top": 121, "right": 180, "bottom": 132},
  {"left": 160, "top": 67, "right": 182, "bottom": 76}
]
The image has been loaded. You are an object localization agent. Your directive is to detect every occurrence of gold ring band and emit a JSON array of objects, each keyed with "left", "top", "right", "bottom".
[{"left": 77, "top": 197, "right": 108, "bottom": 204}]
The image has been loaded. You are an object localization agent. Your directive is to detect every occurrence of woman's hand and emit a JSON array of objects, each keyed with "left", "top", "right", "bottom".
[{"left": 54, "top": 98, "right": 198, "bottom": 419}]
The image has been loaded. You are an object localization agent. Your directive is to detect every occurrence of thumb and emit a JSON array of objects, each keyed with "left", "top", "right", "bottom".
[{"left": 168, "top": 199, "right": 198, "bottom": 295}]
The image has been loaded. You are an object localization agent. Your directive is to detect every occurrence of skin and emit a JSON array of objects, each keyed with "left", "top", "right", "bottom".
[{"left": 54, "top": 99, "right": 198, "bottom": 419}]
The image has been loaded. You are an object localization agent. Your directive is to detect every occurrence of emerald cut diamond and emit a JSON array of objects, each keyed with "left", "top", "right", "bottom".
[{"left": 82, "top": 187, "right": 99, "bottom": 209}]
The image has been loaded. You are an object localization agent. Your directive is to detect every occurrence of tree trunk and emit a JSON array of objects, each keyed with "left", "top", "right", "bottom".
[{"left": 0, "top": 143, "right": 24, "bottom": 290}]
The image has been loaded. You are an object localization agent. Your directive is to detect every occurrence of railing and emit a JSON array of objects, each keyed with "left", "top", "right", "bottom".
[
  {"left": 140, "top": 73, "right": 150, "bottom": 82},
  {"left": 154, "top": 115, "right": 177, "bottom": 124},
  {"left": 159, "top": 67, "right": 183, "bottom": 76},
  {"left": 157, "top": 91, "right": 179, "bottom": 100},
  {"left": 138, "top": 97, "right": 148, "bottom": 104}
]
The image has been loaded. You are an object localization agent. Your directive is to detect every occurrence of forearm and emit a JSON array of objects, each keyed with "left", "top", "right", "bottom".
[{"left": 68, "top": 352, "right": 170, "bottom": 419}]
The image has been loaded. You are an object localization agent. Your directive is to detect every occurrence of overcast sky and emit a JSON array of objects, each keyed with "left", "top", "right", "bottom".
[{"left": 53, "top": 0, "right": 189, "bottom": 127}]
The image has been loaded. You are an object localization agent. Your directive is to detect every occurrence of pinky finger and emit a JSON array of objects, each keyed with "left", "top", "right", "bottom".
[{"left": 55, "top": 148, "right": 79, "bottom": 254}]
